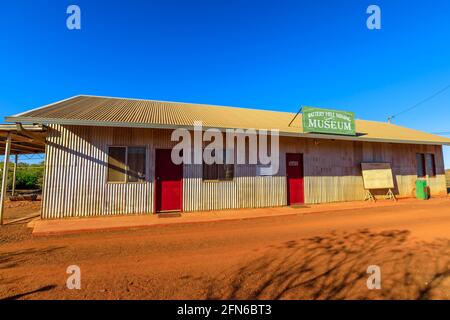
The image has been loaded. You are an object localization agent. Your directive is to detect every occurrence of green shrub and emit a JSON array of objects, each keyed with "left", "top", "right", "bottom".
[
  {"left": 14, "top": 170, "right": 40, "bottom": 189},
  {"left": 0, "top": 161, "right": 44, "bottom": 190}
]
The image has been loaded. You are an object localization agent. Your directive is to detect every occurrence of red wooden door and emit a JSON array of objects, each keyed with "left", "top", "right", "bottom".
[
  {"left": 155, "top": 149, "right": 183, "bottom": 212},
  {"left": 286, "top": 153, "right": 304, "bottom": 205}
]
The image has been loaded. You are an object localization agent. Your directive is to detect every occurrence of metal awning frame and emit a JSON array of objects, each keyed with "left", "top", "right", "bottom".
[{"left": 0, "top": 123, "right": 47, "bottom": 225}]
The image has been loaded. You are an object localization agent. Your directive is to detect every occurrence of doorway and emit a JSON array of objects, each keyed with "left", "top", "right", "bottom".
[
  {"left": 155, "top": 149, "right": 183, "bottom": 212},
  {"left": 286, "top": 153, "right": 304, "bottom": 205}
]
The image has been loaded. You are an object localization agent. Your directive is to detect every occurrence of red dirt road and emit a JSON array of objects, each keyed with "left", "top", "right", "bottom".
[{"left": 2, "top": 198, "right": 450, "bottom": 300}]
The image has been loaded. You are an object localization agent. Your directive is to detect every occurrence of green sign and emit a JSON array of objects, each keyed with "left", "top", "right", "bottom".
[{"left": 302, "top": 106, "right": 356, "bottom": 136}]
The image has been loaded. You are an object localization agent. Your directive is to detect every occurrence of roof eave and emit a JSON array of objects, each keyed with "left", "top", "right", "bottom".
[{"left": 6, "top": 116, "right": 450, "bottom": 146}]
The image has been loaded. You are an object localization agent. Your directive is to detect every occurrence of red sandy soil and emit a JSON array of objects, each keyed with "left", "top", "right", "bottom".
[
  {"left": 3, "top": 199, "right": 41, "bottom": 220},
  {"left": 2, "top": 198, "right": 450, "bottom": 300},
  {"left": 0, "top": 200, "right": 40, "bottom": 244}
]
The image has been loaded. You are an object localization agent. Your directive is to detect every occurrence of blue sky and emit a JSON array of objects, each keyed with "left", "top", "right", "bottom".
[{"left": 0, "top": 0, "right": 449, "bottom": 167}]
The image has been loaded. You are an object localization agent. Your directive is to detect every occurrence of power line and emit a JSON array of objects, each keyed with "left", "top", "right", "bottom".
[{"left": 388, "top": 83, "right": 450, "bottom": 123}]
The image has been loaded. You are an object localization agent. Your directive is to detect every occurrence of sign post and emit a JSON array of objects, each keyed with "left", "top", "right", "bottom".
[{"left": 302, "top": 106, "right": 356, "bottom": 136}]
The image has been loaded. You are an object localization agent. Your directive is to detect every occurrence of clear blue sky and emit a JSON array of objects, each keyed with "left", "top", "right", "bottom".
[{"left": 1, "top": 0, "right": 449, "bottom": 167}]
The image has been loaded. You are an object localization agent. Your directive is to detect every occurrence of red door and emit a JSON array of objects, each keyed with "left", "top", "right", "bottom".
[
  {"left": 286, "top": 153, "right": 304, "bottom": 205},
  {"left": 155, "top": 149, "right": 183, "bottom": 212}
]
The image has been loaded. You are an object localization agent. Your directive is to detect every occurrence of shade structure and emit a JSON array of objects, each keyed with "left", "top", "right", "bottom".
[
  {"left": 0, "top": 124, "right": 46, "bottom": 154},
  {"left": 0, "top": 123, "right": 46, "bottom": 225}
]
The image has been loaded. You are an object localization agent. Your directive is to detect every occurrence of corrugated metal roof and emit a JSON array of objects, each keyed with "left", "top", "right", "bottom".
[{"left": 6, "top": 95, "right": 450, "bottom": 145}]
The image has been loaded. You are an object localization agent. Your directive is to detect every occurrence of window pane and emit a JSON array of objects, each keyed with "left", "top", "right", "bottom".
[
  {"left": 218, "top": 164, "right": 225, "bottom": 180},
  {"left": 218, "top": 150, "right": 234, "bottom": 181},
  {"left": 203, "top": 149, "right": 234, "bottom": 181},
  {"left": 223, "top": 149, "right": 234, "bottom": 180},
  {"left": 203, "top": 149, "right": 216, "bottom": 180},
  {"left": 416, "top": 153, "right": 426, "bottom": 178},
  {"left": 108, "top": 147, "right": 126, "bottom": 182},
  {"left": 224, "top": 164, "right": 234, "bottom": 180},
  {"left": 203, "top": 163, "right": 218, "bottom": 180},
  {"left": 128, "top": 147, "right": 146, "bottom": 182},
  {"left": 426, "top": 154, "right": 436, "bottom": 177}
]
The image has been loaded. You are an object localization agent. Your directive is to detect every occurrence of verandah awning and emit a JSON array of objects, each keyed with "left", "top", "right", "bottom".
[{"left": 0, "top": 123, "right": 47, "bottom": 225}]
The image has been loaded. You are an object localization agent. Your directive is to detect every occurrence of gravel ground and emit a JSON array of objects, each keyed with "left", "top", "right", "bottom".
[
  {"left": 0, "top": 200, "right": 38, "bottom": 245},
  {"left": 1, "top": 198, "right": 450, "bottom": 300},
  {"left": 3, "top": 200, "right": 41, "bottom": 221}
]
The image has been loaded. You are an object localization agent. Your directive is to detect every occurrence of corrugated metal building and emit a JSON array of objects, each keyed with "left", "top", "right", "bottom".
[{"left": 5, "top": 95, "right": 450, "bottom": 219}]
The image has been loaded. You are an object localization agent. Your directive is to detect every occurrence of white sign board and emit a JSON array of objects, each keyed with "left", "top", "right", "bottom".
[{"left": 361, "top": 163, "right": 394, "bottom": 190}]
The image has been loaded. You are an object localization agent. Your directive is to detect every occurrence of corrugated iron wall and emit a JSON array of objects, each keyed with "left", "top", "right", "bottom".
[
  {"left": 41, "top": 125, "right": 447, "bottom": 219},
  {"left": 183, "top": 166, "right": 287, "bottom": 211}
]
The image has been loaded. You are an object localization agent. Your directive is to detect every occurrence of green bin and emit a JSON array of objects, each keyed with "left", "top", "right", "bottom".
[{"left": 416, "top": 180, "right": 429, "bottom": 200}]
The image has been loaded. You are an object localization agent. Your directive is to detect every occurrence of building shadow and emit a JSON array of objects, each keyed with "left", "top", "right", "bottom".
[
  {"left": 0, "top": 246, "right": 64, "bottom": 270},
  {"left": 205, "top": 229, "right": 450, "bottom": 300},
  {"left": 1, "top": 285, "right": 57, "bottom": 300},
  {"left": 0, "top": 246, "right": 64, "bottom": 300}
]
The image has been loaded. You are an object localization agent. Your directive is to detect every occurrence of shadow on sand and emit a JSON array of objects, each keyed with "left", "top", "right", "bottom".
[
  {"left": 1, "top": 285, "right": 57, "bottom": 300},
  {"left": 206, "top": 229, "right": 450, "bottom": 300},
  {"left": 0, "top": 246, "right": 63, "bottom": 300}
]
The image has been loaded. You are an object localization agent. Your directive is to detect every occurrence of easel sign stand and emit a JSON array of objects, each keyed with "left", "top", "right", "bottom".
[
  {"left": 361, "top": 163, "right": 397, "bottom": 202},
  {"left": 386, "top": 188, "right": 397, "bottom": 201},
  {"left": 364, "top": 190, "right": 376, "bottom": 202},
  {"left": 364, "top": 188, "right": 397, "bottom": 202}
]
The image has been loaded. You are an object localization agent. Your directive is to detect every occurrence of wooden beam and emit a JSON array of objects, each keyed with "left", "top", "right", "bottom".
[
  {"left": 0, "top": 149, "right": 42, "bottom": 155},
  {"left": 16, "top": 123, "right": 46, "bottom": 143},
  {"left": 0, "top": 133, "right": 11, "bottom": 225},
  {"left": 9, "top": 133, "right": 34, "bottom": 143},
  {"left": 0, "top": 131, "right": 34, "bottom": 142},
  {"left": 12, "top": 142, "right": 45, "bottom": 150},
  {"left": 0, "top": 123, "right": 46, "bottom": 132},
  {"left": 0, "top": 141, "right": 45, "bottom": 153},
  {"left": 1, "top": 135, "right": 46, "bottom": 148}
]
